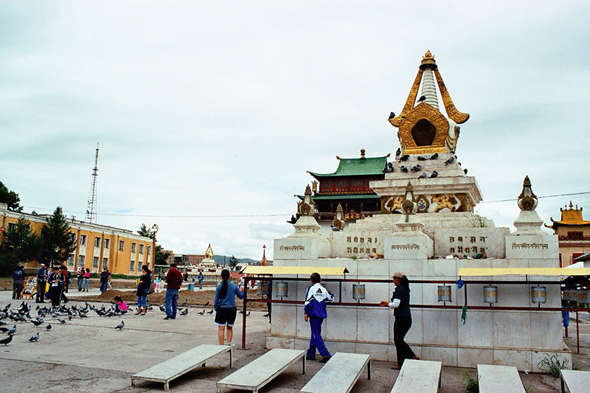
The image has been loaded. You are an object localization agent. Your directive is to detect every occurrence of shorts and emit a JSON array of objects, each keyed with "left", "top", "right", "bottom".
[{"left": 214, "top": 307, "right": 237, "bottom": 326}]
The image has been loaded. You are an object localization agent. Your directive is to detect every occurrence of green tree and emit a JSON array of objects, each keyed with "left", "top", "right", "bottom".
[
  {"left": 39, "top": 207, "right": 77, "bottom": 267},
  {"left": 228, "top": 255, "right": 239, "bottom": 270},
  {"left": 137, "top": 223, "right": 154, "bottom": 238},
  {"left": 156, "top": 245, "right": 171, "bottom": 265},
  {"left": 0, "top": 181, "right": 22, "bottom": 212},
  {"left": 0, "top": 216, "right": 39, "bottom": 276}
]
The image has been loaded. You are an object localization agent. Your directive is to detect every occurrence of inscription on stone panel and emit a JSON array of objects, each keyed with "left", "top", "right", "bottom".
[
  {"left": 511, "top": 243, "right": 548, "bottom": 249},
  {"left": 279, "top": 245, "right": 306, "bottom": 251},
  {"left": 445, "top": 234, "right": 489, "bottom": 255},
  {"left": 391, "top": 244, "right": 420, "bottom": 250}
]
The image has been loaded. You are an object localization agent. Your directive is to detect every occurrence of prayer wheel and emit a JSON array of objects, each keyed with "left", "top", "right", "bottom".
[
  {"left": 483, "top": 285, "right": 498, "bottom": 304},
  {"left": 531, "top": 285, "right": 547, "bottom": 304},
  {"left": 275, "top": 281, "right": 288, "bottom": 298},
  {"left": 352, "top": 284, "right": 366, "bottom": 300},
  {"left": 437, "top": 285, "right": 452, "bottom": 302}
]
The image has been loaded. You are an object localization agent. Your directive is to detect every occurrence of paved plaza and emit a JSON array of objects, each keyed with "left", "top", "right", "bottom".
[{"left": 0, "top": 289, "right": 587, "bottom": 392}]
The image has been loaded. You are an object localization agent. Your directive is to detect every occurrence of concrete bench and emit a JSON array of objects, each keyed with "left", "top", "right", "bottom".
[
  {"left": 391, "top": 359, "right": 442, "bottom": 392},
  {"left": 300, "top": 352, "right": 370, "bottom": 393},
  {"left": 561, "top": 369, "right": 590, "bottom": 393},
  {"left": 217, "top": 348, "right": 305, "bottom": 393},
  {"left": 477, "top": 364, "right": 525, "bottom": 393},
  {"left": 131, "top": 344, "right": 232, "bottom": 391}
]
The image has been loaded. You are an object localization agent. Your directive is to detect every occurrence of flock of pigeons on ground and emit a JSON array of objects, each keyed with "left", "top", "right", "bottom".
[{"left": 0, "top": 297, "right": 261, "bottom": 346}]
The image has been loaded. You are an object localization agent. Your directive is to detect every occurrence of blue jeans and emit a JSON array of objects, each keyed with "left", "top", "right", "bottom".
[
  {"left": 199, "top": 280, "right": 203, "bottom": 290},
  {"left": 307, "top": 317, "right": 331, "bottom": 358},
  {"left": 100, "top": 282, "right": 108, "bottom": 293},
  {"left": 83, "top": 278, "right": 89, "bottom": 291},
  {"left": 165, "top": 289, "right": 179, "bottom": 318},
  {"left": 137, "top": 295, "right": 147, "bottom": 307}
]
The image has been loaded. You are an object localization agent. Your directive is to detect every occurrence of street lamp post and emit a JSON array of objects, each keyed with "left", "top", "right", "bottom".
[{"left": 151, "top": 224, "right": 159, "bottom": 275}]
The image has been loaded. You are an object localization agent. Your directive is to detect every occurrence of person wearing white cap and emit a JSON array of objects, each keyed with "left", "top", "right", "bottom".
[{"left": 380, "top": 271, "right": 419, "bottom": 369}]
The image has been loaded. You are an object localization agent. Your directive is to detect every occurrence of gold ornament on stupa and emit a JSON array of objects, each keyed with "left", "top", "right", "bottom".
[{"left": 390, "top": 50, "right": 469, "bottom": 155}]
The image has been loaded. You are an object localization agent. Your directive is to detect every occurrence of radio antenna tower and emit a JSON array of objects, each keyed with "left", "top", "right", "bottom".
[{"left": 86, "top": 142, "right": 99, "bottom": 223}]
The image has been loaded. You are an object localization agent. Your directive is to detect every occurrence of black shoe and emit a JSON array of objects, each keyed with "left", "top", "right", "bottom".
[
  {"left": 305, "top": 356, "right": 316, "bottom": 361},
  {"left": 319, "top": 356, "right": 331, "bottom": 363},
  {"left": 163, "top": 316, "right": 171, "bottom": 320}
]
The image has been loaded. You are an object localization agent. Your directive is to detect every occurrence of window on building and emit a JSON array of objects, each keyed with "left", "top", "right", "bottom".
[
  {"left": 139, "top": 244, "right": 144, "bottom": 254},
  {"left": 119, "top": 240, "right": 124, "bottom": 251},
  {"left": 102, "top": 258, "right": 108, "bottom": 270},
  {"left": 137, "top": 262, "right": 142, "bottom": 272},
  {"left": 131, "top": 243, "right": 137, "bottom": 253},
  {"left": 7, "top": 222, "right": 16, "bottom": 232},
  {"left": 67, "top": 254, "right": 75, "bottom": 267},
  {"left": 94, "top": 237, "right": 101, "bottom": 248},
  {"left": 93, "top": 257, "right": 99, "bottom": 268},
  {"left": 80, "top": 234, "right": 87, "bottom": 246},
  {"left": 79, "top": 255, "right": 85, "bottom": 268},
  {"left": 147, "top": 245, "right": 151, "bottom": 255},
  {"left": 130, "top": 260, "right": 135, "bottom": 272},
  {"left": 104, "top": 239, "right": 110, "bottom": 249},
  {"left": 568, "top": 231, "right": 584, "bottom": 239}
]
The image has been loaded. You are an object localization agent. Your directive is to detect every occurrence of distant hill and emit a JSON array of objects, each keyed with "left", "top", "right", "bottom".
[{"left": 212, "top": 255, "right": 257, "bottom": 265}]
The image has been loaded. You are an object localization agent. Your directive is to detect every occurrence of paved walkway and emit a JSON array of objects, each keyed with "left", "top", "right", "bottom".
[{"left": 0, "top": 290, "right": 586, "bottom": 392}]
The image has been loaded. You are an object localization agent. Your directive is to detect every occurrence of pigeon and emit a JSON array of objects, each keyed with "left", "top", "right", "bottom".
[
  {"left": 79, "top": 313, "right": 88, "bottom": 319},
  {"left": 180, "top": 309, "right": 189, "bottom": 316},
  {"left": 29, "top": 332, "right": 40, "bottom": 342},
  {"left": 411, "top": 165, "right": 422, "bottom": 172},
  {"left": 0, "top": 327, "right": 8, "bottom": 333},
  {"left": 31, "top": 319, "right": 44, "bottom": 327},
  {"left": 464, "top": 169, "right": 468, "bottom": 175},
  {"left": 8, "top": 325, "right": 16, "bottom": 335},
  {"left": 429, "top": 153, "right": 439, "bottom": 160},
  {"left": 399, "top": 155, "right": 410, "bottom": 162},
  {"left": 0, "top": 320, "right": 6, "bottom": 326},
  {"left": 417, "top": 156, "right": 428, "bottom": 161},
  {"left": 197, "top": 310, "right": 205, "bottom": 316},
  {"left": 418, "top": 95, "right": 426, "bottom": 102},
  {"left": 263, "top": 313, "right": 269, "bottom": 318},
  {"left": 287, "top": 215, "right": 297, "bottom": 224},
  {"left": 430, "top": 171, "right": 439, "bottom": 178},
  {"left": 419, "top": 172, "right": 427, "bottom": 179},
  {"left": 46, "top": 324, "right": 52, "bottom": 330},
  {"left": 181, "top": 298, "right": 189, "bottom": 307},
  {"left": 58, "top": 319, "right": 66, "bottom": 324},
  {"left": 114, "top": 321, "right": 124, "bottom": 330},
  {"left": 207, "top": 309, "right": 214, "bottom": 314},
  {"left": 444, "top": 157, "right": 455, "bottom": 165},
  {"left": 246, "top": 311, "right": 251, "bottom": 317},
  {"left": 159, "top": 305, "right": 165, "bottom": 312},
  {"left": 388, "top": 112, "right": 395, "bottom": 120},
  {"left": 400, "top": 166, "right": 409, "bottom": 173},
  {"left": 395, "top": 148, "right": 401, "bottom": 157},
  {"left": 0, "top": 335, "right": 13, "bottom": 345}
]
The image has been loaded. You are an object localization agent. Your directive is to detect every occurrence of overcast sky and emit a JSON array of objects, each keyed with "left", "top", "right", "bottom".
[{"left": 1, "top": 1, "right": 589, "bottom": 260}]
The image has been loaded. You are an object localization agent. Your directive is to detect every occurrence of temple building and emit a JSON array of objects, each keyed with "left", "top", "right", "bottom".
[
  {"left": 304, "top": 150, "right": 388, "bottom": 227},
  {"left": 546, "top": 202, "right": 590, "bottom": 266},
  {"left": 267, "top": 51, "right": 570, "bottom": 371}
]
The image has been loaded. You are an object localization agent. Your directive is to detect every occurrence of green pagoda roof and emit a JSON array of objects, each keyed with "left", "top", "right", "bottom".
[{"left": 309, "top": 156, "right": 388, "bottom": 178}]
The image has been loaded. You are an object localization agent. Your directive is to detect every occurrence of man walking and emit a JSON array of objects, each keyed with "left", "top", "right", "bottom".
[
  {"left": 303, "top": 272, "right": 334, "bottom": 363},
  {"left": 164, "top": 264, "right": 183, "bottom": 320},
  {"left": 198, "top": 270, "right": 204, "bottom": 290},
  {"left": 99, "top": 268, "right": 110, "bottom": 293},
  {"left": 12, "top": 266, "right": 25, "bottom": 300},
  {"left": 36, "top": 264, "right": 48, "bottom": 303}
]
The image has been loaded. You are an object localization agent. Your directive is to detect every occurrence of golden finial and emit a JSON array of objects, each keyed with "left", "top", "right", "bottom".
[{"left": 421, "top": 50, "right": 436, "bottom": 67}]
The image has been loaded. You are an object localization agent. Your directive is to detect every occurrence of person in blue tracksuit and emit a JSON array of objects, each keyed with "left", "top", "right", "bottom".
[{"left": 304, "top": 272, "right": 334, "bottom": 363}]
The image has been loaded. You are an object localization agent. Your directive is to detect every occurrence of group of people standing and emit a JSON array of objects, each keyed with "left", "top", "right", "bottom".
[{"left": 34, "top": 264, "right": 72, "bottom": 307}]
